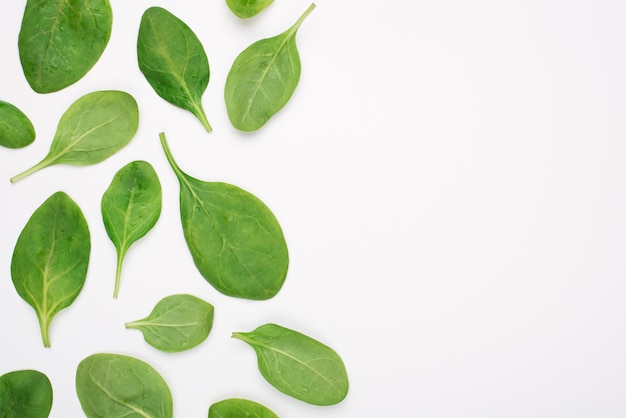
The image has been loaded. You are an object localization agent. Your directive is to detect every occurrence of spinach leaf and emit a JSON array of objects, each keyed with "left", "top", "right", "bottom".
[
  {"left": 125, "top": 294, "right": 214, "bottom": 353},
  {"left": 232, "top": 323, "right": 349, "bottom": 406},
  {"left": 76, "top": 353, "right": 172, "bottom": 418},
  {"left": 101, "top": 161, "right": 162, "bottom": 298},
  {"left": 11, "top": 192, "right": 91, "bottom": 347},
  {"left": 209, "top": 398, "right": 278, "bottom": 418},
  {"left": 10, "top": 90, "right": 139, "bottom": 183},
  {"left": 0, "top": 101, "right": 35, "bottom": 149},
  {"left": 18, "top": 0, "right": 112, "bottom": 93},
  {"left": 226, "top": 0, "right": 274, "bottom": 19},
  {"left": 224, "top": 3, "right": 315, "bottom": 132},
  {"left": 138, "top": 7, "right": 212, "bottom": 132},
  {"left": 159, "top": 132, "right": 289, "bottom": 300},
  {"left": 0, "top": 370, "right": 53, "bottom": 418}
]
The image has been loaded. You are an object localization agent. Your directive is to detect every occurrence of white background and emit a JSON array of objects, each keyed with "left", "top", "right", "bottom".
[{"left": 2, "top": 0, "right": 626, "bottom": 417}]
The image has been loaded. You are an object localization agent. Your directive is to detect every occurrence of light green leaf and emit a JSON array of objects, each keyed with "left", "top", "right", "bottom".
[
  {"left": 209, "top": 398, "right": 279, "bottom": 418},
  {"left": 225, "top": 0, "right": 274, "bottom": 19},
  {"left": 0, "top": 101, "right": 35, "bottom": 149}
]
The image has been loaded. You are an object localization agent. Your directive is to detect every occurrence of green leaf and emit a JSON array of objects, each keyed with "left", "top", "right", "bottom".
[
  {"left": 209, "top": 398, "right": 279, "bottom": 418},
  {"left": 18, "top": 0, "right": 112, "bottom": 93},
  {"left": 10, "top": 90, "right": 139, "bottom": 183},
  {"left": 232, "top": 323, "right": 349, "bottom": 406},
  {"left": 224, "top": 3, "right": 315, "bottom": 132},
  {"left": 138, "top": 7, "right": 212, "bottom": 132},
  {"left": 159, "top": 132, "right": 289, "bottom": 300},
  {"left": 101, "top": 161, "right": 162, "bottom": 298},
  {"left": 125, "top": 294, "right": 214, "bottom": 353},
  {"left": 11, "top": 192, "right": 91, "bottom": 347},
  {"left": 225, "top": 0, "right": 274, "bottom": 19},
  {"left": 76, "top": 353, "right": 173, "bottom": 418},
  {"left": 0, "top": 101, "right": 35, "bottom": 149},
  {"left": 0, "top": 370, "right": 53, "bottom": 418}
]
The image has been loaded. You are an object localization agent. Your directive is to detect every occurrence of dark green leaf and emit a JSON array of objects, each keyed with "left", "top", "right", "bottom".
[
  {"left": 11, "top": 192, "right": 91, "bottom": 347},
  {"left": 224, "top": 3, "right": 315, "bottom": 132},
  {"left": 10, "top": 90, "right": 139, "bottom": 183},
  {"left": 225, "top": 0, "right": 274, "bottom": 19},
  {"left": 209, "top": 398, "right": 278, "bottom": 418},
  {"left": 76, "top": 353, "right": 172, "bottom": 418},
  {"left": 0, "top": 101, "right": 35, "bottom": 149},
  {"left": 138, "top": 7, "right": 212, "bottom": 132},
  {"left": 159, "top": 133, "right": 289, "bottom": 300},
  {"left": 125, "top": 294, "right": 214, "bottom": 353},
  {"left": 233, "top": 323, "right": 349, "bottom": 406},
  {"left": 0, "top": 370, "right": 53, "bottom": 418},
  {"left": 18, "top": 0, "right": 112, "bottom": 93},
  {"left": 102, "top": 161, "right": 162, "bottom": 298}
]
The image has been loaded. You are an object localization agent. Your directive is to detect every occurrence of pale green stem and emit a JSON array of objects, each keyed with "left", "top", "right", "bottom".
[
  {"left": 10, "top": 158, "right": 49, "bottom": 183},
  {"left": 289, "top": 3, "right": 316, "bottom": 35},
  {"left": 159, "top": 132, "right": 184, "bottom": 178},
  {"left": 39, "top": 314, "right": 51, "bottom": 348},
  {"left": 193, "top": 102, "right": 212, "bottom": 132},
  {"left": 113, "top": 252, "right": 124, "bottom": 299}
]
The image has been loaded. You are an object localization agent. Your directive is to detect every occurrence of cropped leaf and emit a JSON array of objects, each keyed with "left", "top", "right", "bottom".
[
  {"left": 138, "top": 7, "right": 212, "bottom": 132},
  {"left": 225, "top": 3, "right": 315, "bottom": 131},
  {"left": 0, "top": 101, "right": 35, "bottom": 148},
  {"left": 226, "top": 0, "right": 274, "bottom": 19},
  {"left": 76, "top": 353, "right": 172, "bottom": 418},
  {"left": 102, "top": 161, "right": 162, "bottom": 298},
  {"left": 159, "top": 133, "right": 289, "bottom": 300},
  {"left": 0, "top": 370, "right": 53, "bottom": 418},
  {"left": 10, "top": 90, "right": 139, "bottom": 183},
  {"left": 209, "top": 398, "right": 278, "bottom": 418},
  {"left": 18, "top": 0, "right": 112, "bottom": 93},
  {"left": 126, "top": 294, "right": 214, "bottom": 353},
  {"left": 233, "top": 323, "right": 349, "bottom": 406},
  {"left": 11, "top": 192, "right": 91, "bottom": 347}
]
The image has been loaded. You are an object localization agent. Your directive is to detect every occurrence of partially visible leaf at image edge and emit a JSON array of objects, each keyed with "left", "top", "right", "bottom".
[
  {"left": 0, "top": 100, "right": 36, "bottom": 149},
  {"left": 225, "top": 3, "right": 316, "bottom": 132},
  {"left": 0, "top": 369, "right": 53, "bottom": 418},
  {"left": 208, "top": 397, "right": 279, "bottom": 418},
  {"left": 225, "top": 0, "right": 274, "bottom": 19}
]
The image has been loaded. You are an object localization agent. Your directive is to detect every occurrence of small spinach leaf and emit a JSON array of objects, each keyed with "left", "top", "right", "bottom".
[
  {"left": 0, "top": 101, "right": 35, "bottom": 148},
  {"left": 138, "top": 7, "right": 212, "bottom": 132},
  {"left": 11, "top": 192, "right": 91, "bottom": 347},
  {"left": 101, "top": 160, "right": 162, "bottom": 298},
  {"left": 232, "top": 323, "right": 349, "bottom": 406},
  {"left": 209, "top": 398, "right": 279, "bottom": 418},
  {"left": 10, "top": 90, "right": 139, "bottom": 183},
  {"left": 125, "top": 294, "right": 214, "bottom": 353},
  {"left": 18, "top": 0, "right": 112, "bottom": 93},
  {"left": 224, "top": 3, "right": 315, "bottom": 131},
  {"left": 76, "top": 353, "right": 173, "bottom": 418},
  {"left": 0, "top": 370, "right": 53, "bottom": 418},
  {"left": 159, "top": 132, "right": 289, "bottom": 300},
  {"left": 226, "top": 0, "right": 274, "bottom": 19}
]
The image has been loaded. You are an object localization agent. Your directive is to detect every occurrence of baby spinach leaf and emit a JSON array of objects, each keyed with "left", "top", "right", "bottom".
[
  {"left": 159, "top": 132, "right": 289, "bottom": 300},
  {"left": 76, "top": 353, "right": 172, "bottom": 418},
  {"left": 226, "top": 0, "right": 274, "bottom": 19},
  {"left": 0, "top": 100, "right": 35, "bottom": 149},
  {"left": 10, "top": 90, "right": 139, "bottom": 183},
  {"left": 18, "top": 0, "right": 112, "bottom": 93},
  {"left": 125, "top": 294, "right": 214, "bottom": 353},
  {"left": 138, "top": 7, "right": 212, "bottom": 132},
  {"left": 0, "top": 370, "right": 53, "bottom": 418},
  {"left": 224, "top": 3, "right": 315, "bottom": 132},
  {"left": 209, "top": 398, "right": 279, "bottom": 418},
  {"left": 101, "top": 160, "right": 162, "bottom": 298},
  {"left": 11, "top": 192, "right": 91, "bottom": 347},
  {"left": 232, "top": 323, "right": 349, "bottom": 406}
]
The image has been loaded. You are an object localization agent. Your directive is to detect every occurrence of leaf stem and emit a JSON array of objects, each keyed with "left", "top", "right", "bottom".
[
  {"left": 193, "top": 102, "right": 212, "bottom": 132},
  {"left": 10, "top": 158, "right": 49, "bottom": 183},
  {"left": 159, "top": 132, "right": 184, "bottom": 179},
  {"left": 113, "top": 252, "right": 123, "bottom": 299},
  {"left": 38, "top": 315, "right": 51, "bottom": 348},
  {"left": 288, "top": 3, "right": 316, "bottom": 36}
]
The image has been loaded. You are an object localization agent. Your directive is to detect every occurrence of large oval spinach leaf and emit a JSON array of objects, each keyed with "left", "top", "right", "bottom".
[
  {"left": 224, "top": 3, "right": 315, "bottom": 131},
  {"left": 10, "top": 90, "right": 139, "bottom": 183},
  {"left": 125, "top": 294, "right": 214, "bottom": 353},
  {"left": 209, "top": 397, "right": 279, "bottom": 418},
  {"left": 159, "top": 132, "right": 289, "bottom": 300},
  {"left": 18, "top": 0, "right": 113, "bottom": 93},
  {"left": 101, "top": 160, "right": 162, "bottom": 298},
  {"left": 76, "top": 353, "right": 172, "bottom": 418},
  {"left": 0, "top": 370, "right": 53, "bottom": 418},
  {"left": 138, "top": 7, "right": 212, "bottom": 132},
  {"left": 232, "top": 323, "right": 349, "bottom": 405},
  {"left": 0, "top": 101, "right": 35, "bottom": 149},
  {"left": 11, "top": 192, "right": 91, "bottom": 347}
]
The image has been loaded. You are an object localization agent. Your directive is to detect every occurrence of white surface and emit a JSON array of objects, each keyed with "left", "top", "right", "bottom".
[{"left": 2, "top": 1, "right": 626, "bottom": 417}]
